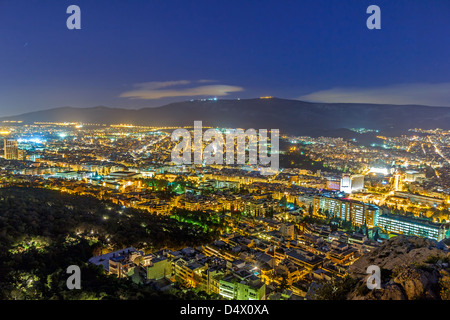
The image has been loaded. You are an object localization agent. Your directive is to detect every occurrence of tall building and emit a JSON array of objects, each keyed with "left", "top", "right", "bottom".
[
  {"left": 340, "top": 174, "right": 364, "bottom": 194},
  {"left": 350, "top": 202, "right": 379, "bottom": 227},
  {"left": 313, "top": 196, "right": 351, "bottom": 220},
  {"left": 376, "top": 213, "right": 449, "bottom": 241},
  {"left": 392, "top": 172, "right": 403, "bottom": 191},
  {"left": 279, "top": 223, "right": 295, "bottom": 240},
  {"left": 18, "top": 149, "right": 26, "bottom": 161},
  {"left": 313, "top": 195, "right": 379, "bottom": 228},
  {"left": 4, "top": 139, "right": 19, "bottom": 160},
  {"left": 404, "top": 170, "right": 426, "bottom": 182}
]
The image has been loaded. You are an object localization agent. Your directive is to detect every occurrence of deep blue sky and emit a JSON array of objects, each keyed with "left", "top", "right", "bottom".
[{"left": 0, "top": 0, "right": 449, "bottom": 116}]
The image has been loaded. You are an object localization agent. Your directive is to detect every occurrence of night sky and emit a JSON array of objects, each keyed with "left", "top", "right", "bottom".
[{"left": 0, "top": 0, "right": 449, "bottom": 116}]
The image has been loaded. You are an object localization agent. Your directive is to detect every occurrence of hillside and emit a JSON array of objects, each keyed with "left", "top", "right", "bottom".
[
  {"left": 319, "top": 236, "right": 450, "bottom": 300},
  {"left": 2, "top": 98, "right": 450, "bottom": 136},
  {"left": 0, "top": 187, "right": 220, "bottom": 300}
]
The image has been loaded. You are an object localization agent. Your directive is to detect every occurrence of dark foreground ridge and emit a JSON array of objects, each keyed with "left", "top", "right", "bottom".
[{"left": 318, "top": 236, "right": 450, "bottom": 300}]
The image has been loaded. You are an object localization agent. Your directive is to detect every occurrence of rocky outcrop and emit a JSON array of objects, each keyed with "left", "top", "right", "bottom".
[{"left": 346, "top": 236, "right": 450, "bottom": 300}]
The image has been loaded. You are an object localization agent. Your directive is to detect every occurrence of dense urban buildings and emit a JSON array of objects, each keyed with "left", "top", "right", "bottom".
[{"left": 1, "top": 120, "right": 450, "bottom": 300}]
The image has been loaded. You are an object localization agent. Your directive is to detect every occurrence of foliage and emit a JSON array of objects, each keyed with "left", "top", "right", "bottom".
[
  {"left": 0, "top": 187, "right": 220, "bottom": 300},
  {"left": 314, "top": 275, "right": 358, "bottom": 300}
]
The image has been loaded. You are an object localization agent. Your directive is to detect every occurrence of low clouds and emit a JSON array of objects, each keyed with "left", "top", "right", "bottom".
[
  {"left": 298, "top": 83, "right": 450, "bottom": 107},
  {"left": 120, "top": 80, "right": 243, "bottom": 100}
]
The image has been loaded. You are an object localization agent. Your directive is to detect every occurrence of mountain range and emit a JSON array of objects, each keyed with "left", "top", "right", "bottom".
[{"left": 2, "top": 98, "right": 450, "bottom": 137}]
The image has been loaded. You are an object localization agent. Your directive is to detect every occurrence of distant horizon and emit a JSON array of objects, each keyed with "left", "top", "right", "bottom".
[{"left": 2, "top": 96, "right": 450, "bottom": 119}]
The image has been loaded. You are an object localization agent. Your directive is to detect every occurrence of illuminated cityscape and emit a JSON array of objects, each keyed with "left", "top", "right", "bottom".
[
  {"left": 1, "top": 118, "right": 450, "bottom": 301},
  {"left": 1, "top": 0, "right": 450, "bottom": 310}
]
